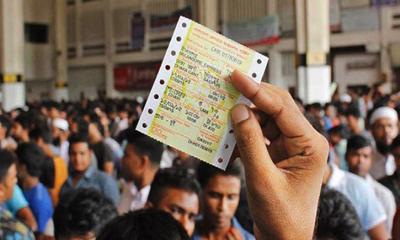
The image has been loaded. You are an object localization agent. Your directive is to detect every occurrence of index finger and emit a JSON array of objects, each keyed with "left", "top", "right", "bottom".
[{"left": 230, "top": 70, "right": 313, "bottom": 138}]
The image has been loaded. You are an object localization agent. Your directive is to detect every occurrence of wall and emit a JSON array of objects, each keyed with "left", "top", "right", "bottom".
[
  {"left": 333, "top": 53, "right": 380, "bottom": 94},
  {"left": 68, "top": 66, "right": 106, "bottom": 101}
]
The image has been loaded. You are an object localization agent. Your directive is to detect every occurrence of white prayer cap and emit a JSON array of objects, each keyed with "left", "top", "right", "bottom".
[
  {"left": 53, "top": 118, "right": 69, "bottom": 131},
  {"left": 340, "top": 94, "right": 352, "bottom": 103},
  {"left": 369, "top": 107, "right": 398, "bottom": 125}
]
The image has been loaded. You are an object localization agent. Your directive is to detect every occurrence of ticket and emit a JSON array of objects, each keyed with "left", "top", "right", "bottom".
[{"left": 136, "top": 16, "right": 268, "bottom": 170}]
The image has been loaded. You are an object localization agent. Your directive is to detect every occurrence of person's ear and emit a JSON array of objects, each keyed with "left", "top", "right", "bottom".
[{"left": 140, "top": 155, "right": 150, "bottom": 168}]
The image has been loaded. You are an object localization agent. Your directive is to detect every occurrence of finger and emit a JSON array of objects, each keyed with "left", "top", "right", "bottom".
[
  {"left": 231, "top": 104, "right": 277, "bottom": 179},
  {"left": 251, "top": 108, "right": 280, "bottom": 141},
  {"left": 231, "top": 70, "right": 312, "bottom": 138}
]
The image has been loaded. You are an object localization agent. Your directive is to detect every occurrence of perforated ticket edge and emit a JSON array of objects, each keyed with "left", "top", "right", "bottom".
[{"left": 136, "top": 16, "right": 268, "bottom": 170}]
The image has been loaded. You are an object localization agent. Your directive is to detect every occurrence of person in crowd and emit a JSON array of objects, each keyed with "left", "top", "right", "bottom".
[
  {"left": 30, "top": 126, "right": 68, "bottom": 206},
  {"left": 11, "top": 113, "right": 32, "bottom": 143},
  {"left": 0, "top": 115, "right": 17, "bottom": 150},
  {"left": 345, "top": 107, "right": 371, "bottom": 140},
  {"left": 118, "top": 126, "right": 163, "bottom": 214},
  {"left": 345, "top": 135, "right": 396, "bottom": 233},
  {"left": 172, "top": 149, "right": 200, "bottom": 170},
  {"left": 54, "top": 188, "right": 118, "bottom": 240},
  {"left": 0, "top": 149, "right": 35, "bottom": 239},
  {"left": 59, "top": 133, "right": 120, "bottom": 204},
  {"left": 97, "top": 208, "right": 189, "bottom": 240},
  {"left": 87, "top": 116, "right": 115, "bottom": 175},
  {"left": 315, "top": 187, "right": 365, "bottom": 240},
  {"left": 323, "top": 103, "right": 339, "bottom": 131},
  {"left": 193, "top": 161, "right": 254, "bottom": 240},
  {"left": 16, "top": 142, "right": 54, "bottom": 236},
  {"left": 323, "top": 154, "right": 388, "bottom": 239},
  {"left": 51, "top": 118, "right": 70, "bottom": 164},
  {"left": 5, "top": 185, "right": 38, "bottom": 231},
  {"left": 327, "top": 124, "right": 350, "bottom": 169},
  {"left": 369, "top": 106, "right": 399, "bottom": 179},
  {"left": 380, "top": 135, "right": 400, "bottom": 205},
  {"left": 146, "top": 167, "right": 200, "bottom": 236}
]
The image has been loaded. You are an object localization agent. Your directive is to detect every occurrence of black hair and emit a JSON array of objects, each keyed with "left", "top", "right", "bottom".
[
  {"left": 69, "top": 133, "right": 91, "bottom": 151},
  {"left": 72, "top": 117, "right": 89, "bottom": 136},
  {"left": 125, "top": 124, "right": 163, "bottom": 166},
  {"left": 0, "top": 150, "right": 17, "bottom": 182},
  {"left": 97, "top": 208, "right": 190, "bottom": 240},
  {"left": 29, "top": 126, "right": 53, "bottom": 144},
  {"left": 148, "top": 167, "right": 201, "bottom": 206},
  {"left": 0, "top": 115, "right": 11, "bottom": 132},
  {"left": 344, "top": 107, "right": 361, "bottom": 119},
  {"left": 14, "top": 113, "right": 32, "bottom": 130},
  {"left": 346, "top": 135, "right": 371, "bottom": 155},
  {"left": 315, "top": 187, "right": 365, "bottom": 240},
  {"left": 327, "top": 125, "right": 350, "bottom": 139},
  {"left": 16, "top": 142, "right": 45, "bottom": 177},
  {"left": 391, "top": 135, "right": 400, "bottom": 150},
  {"left": 54, "top": 188, "right": 118, "bottom": 239},
  {"left": 197, "top": 160, "right": 242, "bottom": 188}
]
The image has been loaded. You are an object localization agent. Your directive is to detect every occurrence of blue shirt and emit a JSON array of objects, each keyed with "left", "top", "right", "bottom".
[
  {"left": 23, "top": 183, "right": 53, "bottom": 233},
  {"left": 60, "top": 164, "right": 120, "bottom": 205},
  {"left": 327, "top": 164, "right": 387, "bottom": 231},
  {"left": 192, "top": 217, "right": 255, "bottom": 240},
  {"left": 5, "top": 185, "right": 28, "bottom": 216}
]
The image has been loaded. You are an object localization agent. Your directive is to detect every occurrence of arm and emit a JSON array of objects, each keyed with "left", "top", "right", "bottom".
[
  {"left": 230, "top": 70, "right": 328, "bottom": 240},
  {"left": 16, "top": 207, "right": 38, "bottom": 231},
  {"left": 368, "top": 222, "right": 389, "bottom": 240}
]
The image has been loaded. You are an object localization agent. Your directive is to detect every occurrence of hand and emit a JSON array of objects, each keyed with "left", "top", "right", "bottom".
[{"left": 230, "top": 70, "right": 329, "bottom": 240}]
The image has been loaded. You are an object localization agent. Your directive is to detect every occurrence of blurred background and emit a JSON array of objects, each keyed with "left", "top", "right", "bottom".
[{"left": 1, "top": 0, "right": 400, "bottom": 110}]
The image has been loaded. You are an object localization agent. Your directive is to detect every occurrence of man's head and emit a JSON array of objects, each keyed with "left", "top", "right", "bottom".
[
  {"left": 54, "top": 188, "right": 118, "bottom": 240},
  {"left": 51, "top": 118, "right": 69, "bottom": 145},
  {"left": 15, "top": 142, "right": 45, "bottom": 181},
  {"left": 30, "top": 126, "right": 53, "bottom": 147},
  {"left": 97, "top": 208, "right": 189, "bottom": 240},
  {"left": 345, "top": 135, "right": 372, "bottom": 177},
  {"left": 391, "top": 135, "right": 400, "bottom": 170},
  {"left": 69, "top": 134, "right": 92, "bottom": 174},
  {"left": 0, "top": 150, "right": 17, "bottom": 202},
  {"left": 0, "top": 115, "right": 11, "bottom": 140},
  {"left": 315, "top": 187, "right": 364, "bottom": 240},
  {"left": 370, "top": 107, "right": 398, "bottom": 154},
  {"left": 12, "top": 113, "right": 31, "bottom": 141},
  {"left": 147, "top": 168, "right": 200, "bottom": 236},
  {"left": 197, "top": 161, "right": 242, "bottom": 230},
  {"left": 345, "top": 107, "right": 362, "bottom": 133},
  {"left": 121, "top": 127, "right": 163, "bottom": 187}
]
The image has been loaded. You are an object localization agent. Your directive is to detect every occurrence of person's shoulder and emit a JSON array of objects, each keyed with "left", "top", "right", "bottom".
[
  {"left": 0, "top": 209, "right": 34, "bottom": 239},
  {"left": 232, "top": 217, "right": 255, "bottom": 240},
  {"left": 93, "top": 170, "right": 116, "bottom": 185}
]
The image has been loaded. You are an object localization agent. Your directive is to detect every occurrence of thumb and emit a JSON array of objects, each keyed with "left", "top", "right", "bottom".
[{"left": 231, "top": 104, "right": 276, "bottom": 176}]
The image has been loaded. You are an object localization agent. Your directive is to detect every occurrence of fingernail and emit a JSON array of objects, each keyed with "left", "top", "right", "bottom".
[{"left": 231, "top": 105, "right": 249, "bottom": 124}]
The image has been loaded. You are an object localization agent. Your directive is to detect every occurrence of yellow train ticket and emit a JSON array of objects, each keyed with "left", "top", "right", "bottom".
[{"left": 136, "top": 16, "right": 268, "bottom": 170}]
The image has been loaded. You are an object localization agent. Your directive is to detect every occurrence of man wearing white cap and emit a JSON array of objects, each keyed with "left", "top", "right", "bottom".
[
  {"left": 51, "top": 118, "right": 70, "bottom": 164},
  {"left": 370, "top": 107, "right": 399, "bottom": 179}
]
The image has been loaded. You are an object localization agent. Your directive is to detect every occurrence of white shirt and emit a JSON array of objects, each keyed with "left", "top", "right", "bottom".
[
  {"left": 365, "top": 174, "right": 396, "bottom": 233},
  {"left": 60, "top": 141, "right": 70, "bottom": 164},
  {"left": 117, "top": 181, "right": 151, "bottom": 215},
  {"left": 327, "top": 164, "right": 387, "bottom": 231},
  {"left": 370, "top": 149, "right": 396, "bottom": 180}
]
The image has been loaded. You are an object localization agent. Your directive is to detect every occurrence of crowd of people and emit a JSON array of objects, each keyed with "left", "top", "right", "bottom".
[{"left": 2, "top": 70, "right": 400, "bottom": 239}]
